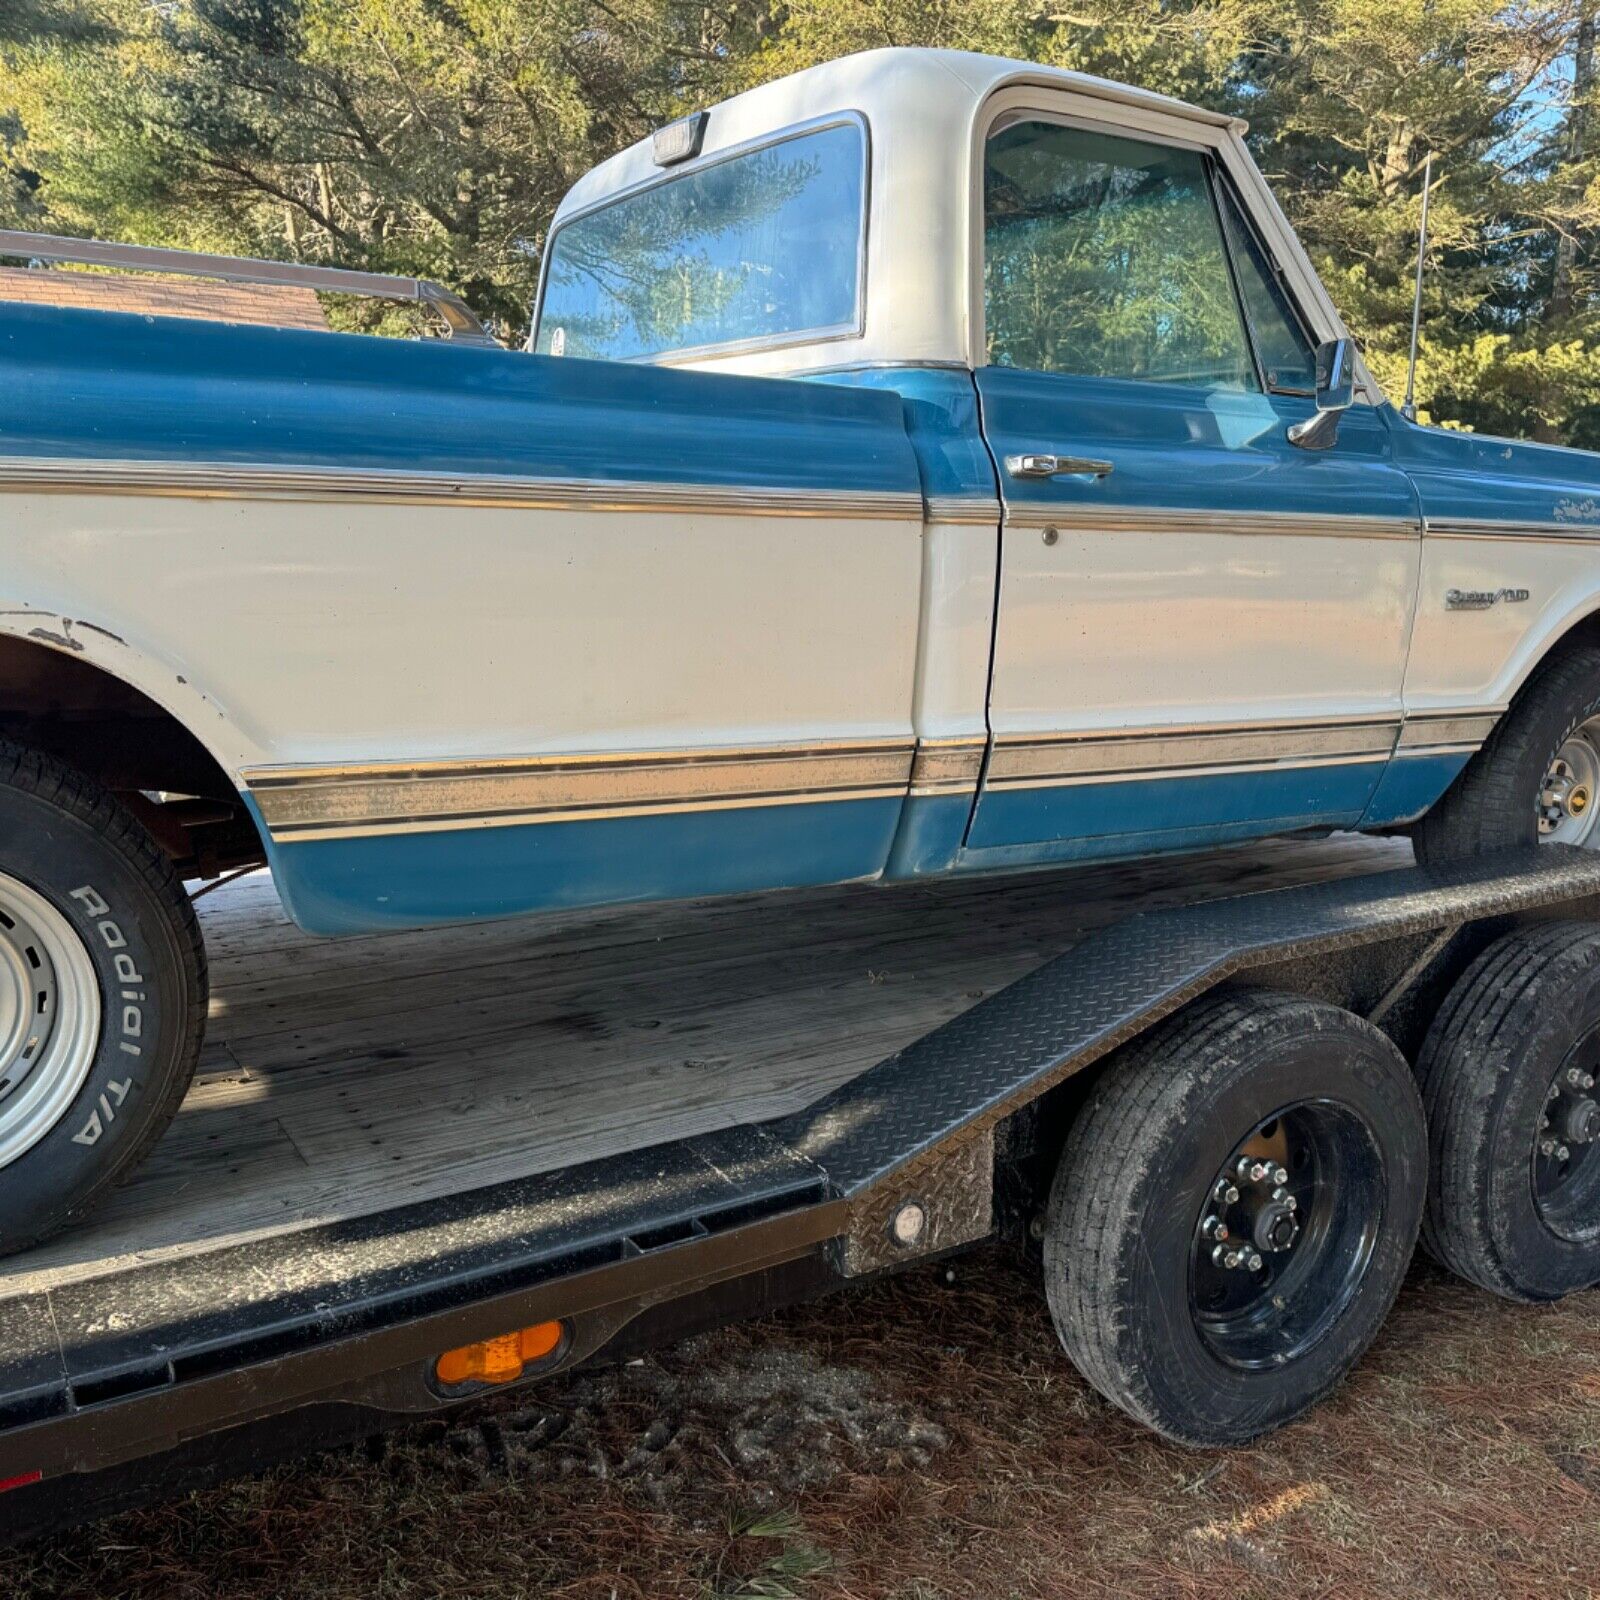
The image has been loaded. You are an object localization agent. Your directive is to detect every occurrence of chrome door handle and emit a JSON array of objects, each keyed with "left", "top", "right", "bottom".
[{"left": 1004, "top": 452, "right": 1115, "bottom": 480}]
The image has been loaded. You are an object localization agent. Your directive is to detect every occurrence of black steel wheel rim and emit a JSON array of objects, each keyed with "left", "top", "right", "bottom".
[
  {"left": 1189, "top": 1098, "right": 1384, "bottom": 1371},
  {"left": 1533, "top": 1028, "right": 1600, "bottom": 1240}
]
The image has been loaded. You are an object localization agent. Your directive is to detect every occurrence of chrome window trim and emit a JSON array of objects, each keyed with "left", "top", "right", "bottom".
[
  {"left": 1207, "top": 166, "right": 1318, "bottom": 398},
  {"left": 966, "top": 86, "right": 1378, "bottom": 402},
  {"left": 530, "top": 111, "right": 872, "bottom": 367},
  {"left": 975, "top": 108, "right": 1258, "bottom": 388},
  {"left": 0, "top": 457, "right": 923, "bottom": 521}
]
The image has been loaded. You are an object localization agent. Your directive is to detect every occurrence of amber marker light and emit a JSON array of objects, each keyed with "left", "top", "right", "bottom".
[{"left": 435, "top": 1320, "right": 566, "bottom": 1388}]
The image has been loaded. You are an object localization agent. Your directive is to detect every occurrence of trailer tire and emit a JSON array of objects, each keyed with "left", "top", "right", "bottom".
[
  {"left": 0, "top": 741, "right": 206, "bottom": 1255},
  {"left": 1412, "top": 644, "right": 1600, "bottom": 861},
  {"left": 1417, "top": 922, "right": 1600, "bottom": 1300},
  {"left": 1043, "top": 988, "right": 1426, "bottom": 1445}
]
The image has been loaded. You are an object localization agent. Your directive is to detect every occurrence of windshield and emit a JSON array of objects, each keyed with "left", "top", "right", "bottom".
[{"left": 534, "top": 120, "right": 865, "bottom": 363}]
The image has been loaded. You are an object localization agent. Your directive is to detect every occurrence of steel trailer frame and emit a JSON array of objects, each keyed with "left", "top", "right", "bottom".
[{"left": 5, "top": 846, "right": 1600, "bottom": 1537}]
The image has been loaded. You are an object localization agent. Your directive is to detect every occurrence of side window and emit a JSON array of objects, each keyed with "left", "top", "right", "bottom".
[
  {"left": 983, "top": 120, "right": 1257, "bottom": 390},
  {"left": 1216, "top": 181, "right": 1317, "bottom": 394}
]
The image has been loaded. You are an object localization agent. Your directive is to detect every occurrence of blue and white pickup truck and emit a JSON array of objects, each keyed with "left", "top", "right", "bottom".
[{"left": 3, "top": 45, "right": 1600, "bottom": 1249}]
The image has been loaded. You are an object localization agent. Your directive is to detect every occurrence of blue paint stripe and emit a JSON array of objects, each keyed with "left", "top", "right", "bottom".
[
  {"left": 967, "top": 761, "right": 1387, "bottom": 853},
  {"left": 1359, "top": 750, "right": 1471, "bottom": 827},
  {"left": 884, "top": 791, "right": 973, "bottom": 878},
  {"left": 256, "top": 795, "right": 904, "bottom": 937}
]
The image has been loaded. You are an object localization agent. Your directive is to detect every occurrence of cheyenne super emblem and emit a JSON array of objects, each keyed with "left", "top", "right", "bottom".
[{"left": 1446, "top": 587, "right": 1531, "bottom": 610}]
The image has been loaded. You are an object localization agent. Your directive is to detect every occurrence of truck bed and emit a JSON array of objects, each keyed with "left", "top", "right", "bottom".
[{"left": 0, "top": 834, "right": 1408, "bottom": 1301}]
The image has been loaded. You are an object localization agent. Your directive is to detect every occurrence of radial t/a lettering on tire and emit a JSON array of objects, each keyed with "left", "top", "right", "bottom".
[
  {"left": 1418, "top": 922, "right": 1600, "bottom": 1301},
  {"left": 1043, "top": 988, "right": 1427, "bottom": 1446},
  {"left": 0, "top": 742, "right": 206, "bottom": 1255}
]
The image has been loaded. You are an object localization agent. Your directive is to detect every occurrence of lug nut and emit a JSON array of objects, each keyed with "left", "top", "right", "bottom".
[
  {"left": 1559, "top": 1145, "right": 1572, "bottom": 1162},
  {"left": 1542, "top": 1138, "right": 1558, "bottom": 1157},
  {"left": 1247, "top": 1252, "right": 1263, "bottom": 1271},
  {"left": 1273, "top": 1165, "right": 1288, "bottom": 1185},
  {"left": 1203, "top": 1215, "right": 1229, "bottom": 1242},
  {"left": 1212, "top": 1179, "right": 1239, "bottom": 1205}
]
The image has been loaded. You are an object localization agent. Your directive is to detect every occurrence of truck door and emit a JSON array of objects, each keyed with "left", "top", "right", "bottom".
[{"left": 968, "top": 108, "right": 1421, "bottom": 865}]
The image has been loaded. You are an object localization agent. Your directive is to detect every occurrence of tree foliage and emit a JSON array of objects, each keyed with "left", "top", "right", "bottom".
[{"left": 3, "top": 0, "right": 1600, "bottom": 441}]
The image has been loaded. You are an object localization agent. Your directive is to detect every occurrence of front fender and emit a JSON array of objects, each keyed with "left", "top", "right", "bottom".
[{"left": 1407, "top": 532, "right": 1600, "bottom": 714}]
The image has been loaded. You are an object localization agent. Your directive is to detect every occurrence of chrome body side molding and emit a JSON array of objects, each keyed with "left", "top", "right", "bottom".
[
  {"left": 0, "top": 458, "right": 924, "bottom": 522},
  {"left": 908, "top": 737, "right": 988, "bottom": 795},
  {"left": 251, "top": 713, "right": 1505, "bottom": 845},
  {"left": 1002, "top": 505, "right": 1419, "bottom": 540},
  {"left": 985, "top": 719, "right": 1402, "bottom": 790},
  {"left": 983, "top": 710, "right": 1502, "bottom": 793},
  {"left": 1427, "top": 517, "right": 1600, "bottom": 545},
  {"left": 246, "top": 740, "right": 918, "bottom": 842}
]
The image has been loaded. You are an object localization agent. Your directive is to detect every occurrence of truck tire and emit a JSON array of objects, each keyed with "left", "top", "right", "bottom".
[
  {"left": 1413, "top": 644, "right": 1600, "bottom": 862},
  {"left": 0, "top": 742, "right": 205, "bottom": 1255},
  {"left": 1043, "top": 988, "right": 1426, "bottom": 1445},
  {"left": 1417, "top": 922, "right": 1600, "bottom": 1300}
]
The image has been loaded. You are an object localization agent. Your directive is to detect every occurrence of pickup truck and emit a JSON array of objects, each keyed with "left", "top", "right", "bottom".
[{"left": 4, "top": 45, "right": 1600, "bottom": 1418}]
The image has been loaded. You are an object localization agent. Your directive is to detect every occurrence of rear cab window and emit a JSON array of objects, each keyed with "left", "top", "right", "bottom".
[{"left": 534, "top": 119, "right": 867, "bottom": 364}]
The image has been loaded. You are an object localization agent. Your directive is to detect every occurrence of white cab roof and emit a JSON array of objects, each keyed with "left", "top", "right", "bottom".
[
  {"left": 544, "top": 49, "right": 1355, "bottom": 380},
  {"left": 557, "top": 49, "right": 1238, "bottom": 220}
]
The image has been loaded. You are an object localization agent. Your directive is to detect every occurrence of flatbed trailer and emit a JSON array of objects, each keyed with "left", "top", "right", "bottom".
[{"left": 5, "top": 834, "right": 1600, "bottom": 1537}]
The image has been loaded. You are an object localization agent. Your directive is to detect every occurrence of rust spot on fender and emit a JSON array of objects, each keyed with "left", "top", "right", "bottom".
[
  {"left": 73, "top": 619, "right": 127, "bottom": 647},
  {"left": 27, "top": 625, "right": 84, "bottom": 653}
]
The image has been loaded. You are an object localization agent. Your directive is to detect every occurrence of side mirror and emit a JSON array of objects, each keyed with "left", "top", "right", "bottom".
[{"left": 1287, "top": 337, "right": 1356, "bottom": 451}]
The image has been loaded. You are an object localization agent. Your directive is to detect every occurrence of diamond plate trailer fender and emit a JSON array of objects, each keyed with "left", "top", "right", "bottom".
[{"left": 780, "top": 846, "right": 1600, "bottom": 1265}]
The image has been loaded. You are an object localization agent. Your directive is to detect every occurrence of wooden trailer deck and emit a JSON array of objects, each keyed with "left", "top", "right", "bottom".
[{"left": 0, "top": 834, "right": 1410, "bottom": 1298}]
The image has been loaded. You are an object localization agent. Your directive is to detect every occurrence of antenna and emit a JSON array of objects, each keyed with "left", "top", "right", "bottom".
[{"left": 1401, "top": 152, "right": 1434, "bottom": 423}]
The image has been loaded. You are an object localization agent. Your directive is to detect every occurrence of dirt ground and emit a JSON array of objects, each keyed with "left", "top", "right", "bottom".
[{"left": 4, "top": 1244, "right": 1598, "bottom": 1600}]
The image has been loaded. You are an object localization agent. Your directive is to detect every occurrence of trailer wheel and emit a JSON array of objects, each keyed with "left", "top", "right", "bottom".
[
  {"left": 1417, "top": 922, "right": 1600, "bottom": 1300},
  {"left": 1043, "top": 989, "right": 1426, "bottom": 1445},
  {"left": 0, "top": 742, "right": 205, "bottom": 1255}
]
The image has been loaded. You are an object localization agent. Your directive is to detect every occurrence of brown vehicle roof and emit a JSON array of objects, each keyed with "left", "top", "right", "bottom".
[{"left": 0, "top": 265, "right": 329, "bottom": 331}]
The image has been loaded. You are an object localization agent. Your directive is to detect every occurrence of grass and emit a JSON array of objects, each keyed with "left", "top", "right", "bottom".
[{"left": 4, "top": 1248, "right": 1599, "bottom": 1599}]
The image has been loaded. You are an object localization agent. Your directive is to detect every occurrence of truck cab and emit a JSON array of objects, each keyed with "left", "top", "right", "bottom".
[{"left": 532, "top": 49, "right": 1600, "bottom": 886}]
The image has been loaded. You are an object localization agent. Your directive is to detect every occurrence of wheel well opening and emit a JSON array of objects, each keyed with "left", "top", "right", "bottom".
[
  {"left": 0, "top": 635, "right": 265, "bottom": 876},
  {"left": 1538, "top": 609, "right": 1600, "bottom": 674}
]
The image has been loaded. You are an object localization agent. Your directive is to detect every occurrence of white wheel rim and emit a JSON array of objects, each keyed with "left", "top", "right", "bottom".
[
  {"left": 1539, "top": 722, "right": 1600, "bottom": 847},
  {"left": 0, "top": 873, "right": 102, "bottom": 1170}
]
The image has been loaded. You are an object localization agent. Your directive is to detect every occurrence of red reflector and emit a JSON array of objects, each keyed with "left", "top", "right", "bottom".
[{"left": 0, "top": 1471, "right": 41, "bottom": 1494}]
